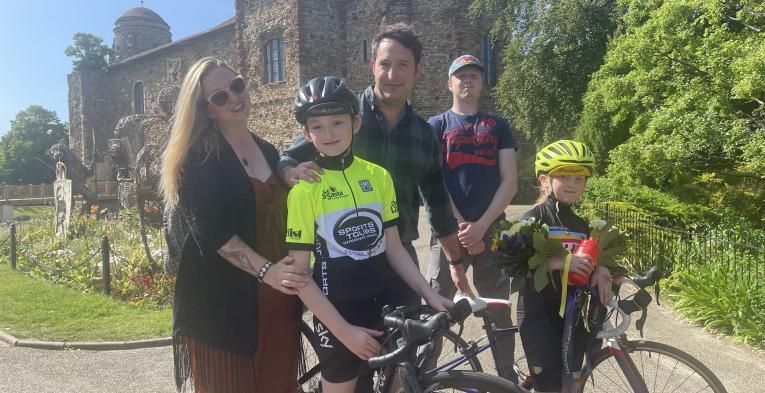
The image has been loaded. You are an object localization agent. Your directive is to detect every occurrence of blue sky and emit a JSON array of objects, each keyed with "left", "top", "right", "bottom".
[{"left": 0, "top": 0, "right": 235, "bottom": 135}]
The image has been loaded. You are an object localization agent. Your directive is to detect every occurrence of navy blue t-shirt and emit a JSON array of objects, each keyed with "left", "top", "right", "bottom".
[{"left": 428, "top": 110, "right": 518, "bottom": 222}]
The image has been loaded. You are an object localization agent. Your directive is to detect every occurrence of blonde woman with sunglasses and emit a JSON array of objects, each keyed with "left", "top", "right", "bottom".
[{"left": 161, "top": 56, "right": 309, "bottom": 392}]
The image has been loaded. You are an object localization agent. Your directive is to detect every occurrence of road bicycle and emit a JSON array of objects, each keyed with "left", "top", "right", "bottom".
[
  {"left": 297, "top": 299, "right": 522, "bottom": 393},
  {"left": 426, "top": 267, "right": 728, "bottom": 393}
]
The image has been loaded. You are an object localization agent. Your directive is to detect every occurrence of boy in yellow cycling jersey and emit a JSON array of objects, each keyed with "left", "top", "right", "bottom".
[{"left": 283, "top": 76, "right": 453, "bottom": 393}]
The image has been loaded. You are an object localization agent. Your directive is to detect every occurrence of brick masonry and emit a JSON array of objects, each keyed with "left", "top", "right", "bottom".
[{"left": 68, "top": 1, "right": 500, "bottom": 176}]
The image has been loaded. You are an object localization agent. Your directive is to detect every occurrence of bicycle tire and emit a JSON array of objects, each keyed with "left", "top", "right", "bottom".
[
  {"left": 297, "top": 319, "right": 322, "bottom": 393},
  {"left": 579, "top": 340, "right": 728, "bottom": 393},
  {"left": 428, "top": 328, "right": 484, "bottom": 373},
  {"left": 421, "top": 370, "right": 524, "bottom": 393}
]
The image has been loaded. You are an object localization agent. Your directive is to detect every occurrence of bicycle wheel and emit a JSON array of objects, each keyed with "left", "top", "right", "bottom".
[
  {"left": 297, "top": 319, "right": 322, "bottom": 393},
  {"left": 426, "top": 329, "right": 483, "bottom": 373},
  {"left": 579, "top": 340, "right": 727, "bottom": 393},
  {"left": 421, "top": 370, "right": 524, "bottom": 393}
]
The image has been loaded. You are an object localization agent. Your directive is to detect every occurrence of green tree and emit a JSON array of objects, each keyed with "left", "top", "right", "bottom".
[
  {"left": 0, "top": 106, "right": 69, "bottom": 184},
  {"left": 64, "top": 33, "right": 111, "bottom": 71},
  {"left": 576, "top": 0, "right": 765, "bottom": 226},
  {"left": 471, "top": 0, "right": 620, "bottom": 146}
]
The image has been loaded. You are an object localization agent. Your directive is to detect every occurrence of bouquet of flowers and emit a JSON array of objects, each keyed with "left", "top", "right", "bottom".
[
  {"left": 490, "top": 217, "right": 567, "bottom": 293},
  {"left": 586, "top": 219, "right": 628, "bottom": 276},
  {"left": 491, "top": 217, "right": 628, "bottom": 294}
]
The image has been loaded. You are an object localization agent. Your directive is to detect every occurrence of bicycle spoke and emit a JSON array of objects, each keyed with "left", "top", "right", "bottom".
[
  {"left": 581, "top": 342, "right": 726, "bottom": 393},
  {"left": 590, "top": 358, "right": 632, "bottom": 393}
]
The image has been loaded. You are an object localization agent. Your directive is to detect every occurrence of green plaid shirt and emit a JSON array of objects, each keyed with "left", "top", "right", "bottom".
[{"left": 279, "top": 86, "right": 457, "bottom": 243}]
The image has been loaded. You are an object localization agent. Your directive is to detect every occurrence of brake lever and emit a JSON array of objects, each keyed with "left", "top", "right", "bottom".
[
  {"left": 636, "top": 308, "right": 647, "bottom": 338},
  {"left": 655, "top": 281, "right": 661, "bottom": 306}
]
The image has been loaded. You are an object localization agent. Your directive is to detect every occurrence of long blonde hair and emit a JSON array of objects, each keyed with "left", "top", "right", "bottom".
[{"left": 160, "top": 56, "right": 236, "bottom": 208}]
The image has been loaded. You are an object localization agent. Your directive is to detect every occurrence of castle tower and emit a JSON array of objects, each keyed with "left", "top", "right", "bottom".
[{"left": 112, "top": 7, "right": 172, "bottom": 61}]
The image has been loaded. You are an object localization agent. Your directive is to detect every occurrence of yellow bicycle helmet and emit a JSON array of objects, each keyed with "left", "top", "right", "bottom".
[{"left": 535, "top": 140, "right": 595, "bottom": 177}]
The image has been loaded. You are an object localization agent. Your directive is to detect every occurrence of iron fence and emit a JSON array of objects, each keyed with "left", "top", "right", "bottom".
[{"left": 588, "top": 203, "right": 765, "bottom": 291}]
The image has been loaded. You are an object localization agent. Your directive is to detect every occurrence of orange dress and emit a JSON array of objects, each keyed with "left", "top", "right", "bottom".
[
  {"left": 251, "top": 174, "right": 302, "bottom": 392},
  {"left": 185, "top": 174, "right": 301, "bottom": 393}
]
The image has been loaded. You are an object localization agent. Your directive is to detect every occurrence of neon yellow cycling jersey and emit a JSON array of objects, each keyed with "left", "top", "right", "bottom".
[
  {"left": 286, "top": 155, "right": 398, "bottom": 256},
  {"left": 286, "top": 155, "right": 400, "bottom": 302}
]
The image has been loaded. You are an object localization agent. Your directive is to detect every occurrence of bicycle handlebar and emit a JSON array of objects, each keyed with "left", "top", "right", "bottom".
[
  {"left": 597, "top": 266, "right": 662, "bottom": 338},
  {"left": 367, "top": 299, "right": 472, "bottom": 369},
  {"left": 596, "top": 297, "right": 631, "bottom": 338}
]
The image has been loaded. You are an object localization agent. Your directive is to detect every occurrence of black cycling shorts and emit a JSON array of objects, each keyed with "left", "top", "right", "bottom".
[{"left": 308, "top": 279, "right": 418, "bottom": 384}]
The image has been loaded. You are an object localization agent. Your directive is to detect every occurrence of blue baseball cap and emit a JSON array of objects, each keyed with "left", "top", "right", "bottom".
[{"left": 448, "top": 54, "right": 484, "bottom": 77}]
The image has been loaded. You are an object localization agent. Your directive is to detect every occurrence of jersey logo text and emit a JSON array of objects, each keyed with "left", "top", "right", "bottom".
[
  {"left": 286, "top": 228, "right": 302, "bottom": 240},
  {"left": 322, "top": 186, "right": 347, "bottom": 200},
  {"left": 358, "top": 179, "right": 373, "bottom": 192}
]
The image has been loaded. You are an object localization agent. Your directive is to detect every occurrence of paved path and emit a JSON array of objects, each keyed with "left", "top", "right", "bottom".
[{"left": 1, "top": 205, "right": 763, "bottom": 392}]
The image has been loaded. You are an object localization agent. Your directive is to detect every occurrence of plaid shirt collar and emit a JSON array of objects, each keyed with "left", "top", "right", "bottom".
[{"left": 362, "top": 85, "right": 416, "bottom": 128}]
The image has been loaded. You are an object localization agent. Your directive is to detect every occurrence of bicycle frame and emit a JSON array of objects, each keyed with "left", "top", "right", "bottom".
[
  {"left": 585, "top": 314, "right": 650, "bottom": 393},
  {"left": 429, "top": 277, "right": 658, "bottom": 393},
  {"left": 426, "top": 316, "right": 518, "bottom": 379}
]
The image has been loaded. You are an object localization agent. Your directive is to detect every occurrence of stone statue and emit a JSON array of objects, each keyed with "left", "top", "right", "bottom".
[
  {"left": 53, "top": 162, "right": 73, "bottom": 236},
  {"left": 46, "top": 140, "right": 97, "bottom": 205},
  {"left": 108, "top": 84, "right": 178, "bottom": 273}
]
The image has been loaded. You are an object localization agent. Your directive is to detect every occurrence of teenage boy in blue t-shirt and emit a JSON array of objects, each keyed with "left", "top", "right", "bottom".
[{"left": 426, "top": 54, "right": 519, "bottom": 380}]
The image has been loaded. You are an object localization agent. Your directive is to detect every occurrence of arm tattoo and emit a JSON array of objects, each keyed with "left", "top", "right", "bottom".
[{"left": 218, "top": 235, "right": 258, "bottom": 276}]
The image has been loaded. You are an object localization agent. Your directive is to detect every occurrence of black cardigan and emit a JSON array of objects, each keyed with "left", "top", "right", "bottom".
[{"left": 168, "top": 130, "right": 280, "bottom": 354}]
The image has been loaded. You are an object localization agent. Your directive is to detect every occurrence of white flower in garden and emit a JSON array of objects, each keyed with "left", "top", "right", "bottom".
[{"left": 591, "top": 219, "right": 607, "bottom": 230}]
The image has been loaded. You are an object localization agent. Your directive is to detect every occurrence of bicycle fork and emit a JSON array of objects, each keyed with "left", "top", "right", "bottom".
[
  {"left": 600, "top": 333, "right": 650, "bottom": 393},
  {"left": 375, "top": 361, "right": 420, "bottom": 393}
]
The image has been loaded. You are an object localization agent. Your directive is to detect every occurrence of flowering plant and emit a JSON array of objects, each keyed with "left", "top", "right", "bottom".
[{"left": 491, "top": 217, "right": 628, "bottom": 293}]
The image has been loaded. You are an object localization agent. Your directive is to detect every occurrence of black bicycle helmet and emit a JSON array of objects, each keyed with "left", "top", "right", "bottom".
[{"left": 294, "top": 76, "right": 359, "bottom": 125}]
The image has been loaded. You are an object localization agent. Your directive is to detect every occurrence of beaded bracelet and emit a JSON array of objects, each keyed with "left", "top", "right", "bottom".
[{"left": 256, "top": 260, "right": 273, "bottom": 283}]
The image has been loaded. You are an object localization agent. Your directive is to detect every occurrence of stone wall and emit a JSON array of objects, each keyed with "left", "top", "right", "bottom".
[
  {"left": 67, "top": 70, "right": 110, "bottom": 171},
  {"left": 68, "top": 22, "right": 236, "bottom": 183},
  {"left": 342, "top": 0, "right": 496, "bottom": 119},
  {"left": 298, "top": 0, "right": 347, "bottom": 82},
  {"left": 237, "top": 0, "right": 300, "bottom": 149},
  {"left": 69, "top": 0, "right": 502, "bottom": 172}
]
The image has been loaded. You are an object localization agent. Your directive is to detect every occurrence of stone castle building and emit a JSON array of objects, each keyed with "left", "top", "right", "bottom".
[{"left": 68, "top": 0, "right": 499, "bottom": 181}]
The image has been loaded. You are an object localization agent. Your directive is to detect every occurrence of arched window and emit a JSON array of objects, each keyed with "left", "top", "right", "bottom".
[
  {"left": 264, "top": 37, "right": 285, "bottom": 83},
  {"left": 481, "top": 34, "right": 497, "bottom": 87},
  {"left": 133, "top": 81, "right": 145, "bottom": 114}
]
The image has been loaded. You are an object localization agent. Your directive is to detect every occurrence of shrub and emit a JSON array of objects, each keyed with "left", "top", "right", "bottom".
[{"left": 0, "top": 210, "right": 171, "bottom": 308}]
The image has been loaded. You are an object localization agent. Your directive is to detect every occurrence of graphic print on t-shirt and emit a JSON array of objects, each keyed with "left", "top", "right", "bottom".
[
  {"left": 443, "top": 116, "right": 500, "bottom": 170},
  {"left": 330, "top": 206, "right": 384, "bottom": 254}
]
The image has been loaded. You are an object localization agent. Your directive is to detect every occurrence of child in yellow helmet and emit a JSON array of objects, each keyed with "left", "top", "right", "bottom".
[{"left": 517, "top": 140, "right": 612, "bottom": 393}]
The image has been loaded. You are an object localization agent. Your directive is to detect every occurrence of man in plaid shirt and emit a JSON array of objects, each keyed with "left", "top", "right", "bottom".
[{"left": 278, "top": 23, "right": 473, "bottom": 298}]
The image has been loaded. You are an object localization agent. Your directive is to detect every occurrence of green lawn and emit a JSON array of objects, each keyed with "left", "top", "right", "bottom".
[
  {"left": 13, "top": 206, "right": 54, "bottom": 220},
  {"left": 0, "top": 264, "right": 171, "bottom": 342}
]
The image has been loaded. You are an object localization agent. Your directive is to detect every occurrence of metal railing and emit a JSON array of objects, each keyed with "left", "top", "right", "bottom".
[
  {"left": 0, "top": 181, "right": 119, "bottom": 201},
  {"left": 589, "top": 203, "right": 764, "bottom": 290}
]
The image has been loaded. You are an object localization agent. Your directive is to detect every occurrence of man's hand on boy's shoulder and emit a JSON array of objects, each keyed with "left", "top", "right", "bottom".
[{"left": 281, "top": 161, "right": 324, "bottom": 186}]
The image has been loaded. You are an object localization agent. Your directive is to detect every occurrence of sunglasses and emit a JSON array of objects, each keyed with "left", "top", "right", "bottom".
[{"left": 205, "top": 75, "right": 246, "bottom": 107}]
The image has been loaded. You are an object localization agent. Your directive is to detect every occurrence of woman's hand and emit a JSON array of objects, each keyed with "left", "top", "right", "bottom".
[
  {"left": 423, "top": 291, "right": 455, "bottom": 312},
  {"left": 590, "top": 266, "right": 613, "bottom": 305},
  {"left": 337, "top": 324, "right": 383, "bottom": 360},
  {"left": 283, "top": 161, "right": 323, "bottom": 186},
  {"left": 263, "top": 256, "right": 309, "bottom": 295}
]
